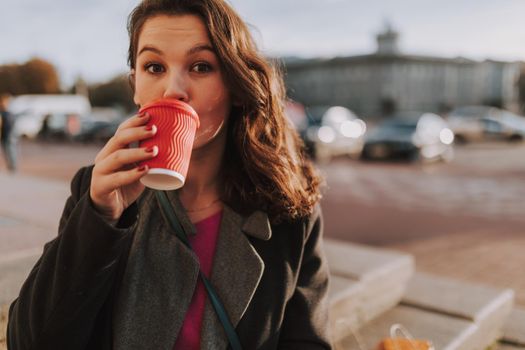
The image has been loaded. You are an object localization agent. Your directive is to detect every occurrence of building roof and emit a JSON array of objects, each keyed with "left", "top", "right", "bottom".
[{"left": 282, "top": 53, "right": 483, "bottom": 70}]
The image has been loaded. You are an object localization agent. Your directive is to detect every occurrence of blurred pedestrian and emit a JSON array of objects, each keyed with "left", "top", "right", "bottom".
[
  {"left": 0, "top": 93, "right": 17, "bottom": 172},
  {"left": 7, "top": 0, "right": 332, "bottom": 349},
  {"left": 37, "top": 114, "right": 51, "bottom": 141}
]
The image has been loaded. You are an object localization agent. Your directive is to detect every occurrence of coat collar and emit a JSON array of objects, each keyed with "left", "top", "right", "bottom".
[
  {"left": 241, "top": 209, "right": 272, "bottom": 241},
  {"left": 165, "top": 189, "right": 272, "bottom": 241}
]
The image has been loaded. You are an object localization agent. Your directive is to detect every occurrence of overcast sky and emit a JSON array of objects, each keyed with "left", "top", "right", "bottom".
[{"left": 1, "top": 0, "right": 525, "bottom": 87}]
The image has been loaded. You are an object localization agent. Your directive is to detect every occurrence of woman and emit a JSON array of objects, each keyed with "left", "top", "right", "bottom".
[{"left": 7, "top": 0, "right": 332, "bottom": 349}]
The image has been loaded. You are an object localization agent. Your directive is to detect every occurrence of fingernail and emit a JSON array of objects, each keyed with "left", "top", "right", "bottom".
[
  {"left": 138, "top": 165, "right": 148, "bottom": 171},
  {"left": 145, "top": 124, "right": 156, "bottom": 133},
  {"left": 139, "top": 112, "right": 147, "bottom": 118},
  {"left": 145, "top": 146, "right": 158, "bottom": 156}
]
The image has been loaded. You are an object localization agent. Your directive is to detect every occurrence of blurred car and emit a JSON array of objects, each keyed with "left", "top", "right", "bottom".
[
  {"left": 35, "top": 107, "right": 125, "bottom": 143},
  {"left": 74, "top": 118, "right": 120, "bottom": 143},
  {"left": 362, "top": 112, "right": 454, "bottom": 162},
  {"left": 447, "top": 105, "right": 511, "bottom": 143},
  {"left": 74, "top": 108, "right": 126, "bottom": 143},
  {"left": 304, "top": 106, "right": 366, "bottom": 162},
  {"left": 300, "top": 105, "right": 328, "bottom": 157},
  {"left": 480, "top": 112, "right": 525, "bottom": 142}
]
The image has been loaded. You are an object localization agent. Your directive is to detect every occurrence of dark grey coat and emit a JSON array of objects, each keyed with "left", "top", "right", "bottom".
[{"left": 7, "top": 166, "right": 332, "bottom": 349}]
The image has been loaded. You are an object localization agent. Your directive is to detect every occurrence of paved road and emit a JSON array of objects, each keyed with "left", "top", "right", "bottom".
[
  {"left": 318, "top": 142, "right": 525, "bottom": 245},
  {"left": 323, "top": 161, "right": 523, "bottom": 222}
]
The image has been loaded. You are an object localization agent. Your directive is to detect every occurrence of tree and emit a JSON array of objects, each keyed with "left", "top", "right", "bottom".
[
  {"left": 20, "top": 58, "right": 61, "bottom": 93},
  {"left": 0, "top": 64, "right": 23, "bottom": 94},
  {"left": 88, "top": 74, "right": 136, "bottom": 112},
  {"left": 0, "top": 57, "right": 60, "bottom": 94}
]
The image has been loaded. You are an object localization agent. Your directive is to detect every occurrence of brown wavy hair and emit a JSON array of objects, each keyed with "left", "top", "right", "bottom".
[{"left": 128, "top": 0, "right": 322, "bottom": 223}]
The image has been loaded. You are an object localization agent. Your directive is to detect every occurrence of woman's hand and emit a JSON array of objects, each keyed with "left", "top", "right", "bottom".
[{"left": 90, "top": 112, "right": 158, "bottom": 222}]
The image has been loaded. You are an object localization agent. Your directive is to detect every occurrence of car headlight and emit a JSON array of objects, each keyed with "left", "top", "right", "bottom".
[
  {"left": 439, "top": 128, "right": 454, "bottom": 145},
  {"left": 318, "top": 126, "right": 336, "bottom": 143},
  {"left": 340, "top": 120, "right": 364, "bottom": 138}
]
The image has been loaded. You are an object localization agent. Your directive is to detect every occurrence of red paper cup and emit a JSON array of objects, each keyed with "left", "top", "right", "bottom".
[{"left": 138, "top": 99, "right": 200, "bottom": 190}]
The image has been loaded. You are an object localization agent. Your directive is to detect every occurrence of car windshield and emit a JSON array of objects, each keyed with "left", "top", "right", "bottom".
[
  {"left": 450, "top": 106, "right": 491, "bottom": 118},
  {"left": 378, "top": 118, "right": 417, "bottom": 135},
  {"left": 382, "top": 123, "right": 416, "bottom": 134},
  {"left": 497, "top": 113, "right": 525, "bottom": 130},
  {"left": 305, "top": 106, "right": 330, "bottom": 126}
]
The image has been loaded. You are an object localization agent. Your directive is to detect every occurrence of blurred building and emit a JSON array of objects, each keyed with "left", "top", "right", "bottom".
[{"left": 283, "top": 24, "right": 522, "bottom": 117}]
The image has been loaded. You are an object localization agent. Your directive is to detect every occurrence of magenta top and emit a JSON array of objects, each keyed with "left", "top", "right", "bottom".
[{"left": 173, "top": 210, "right": 223, "bottom": 350}]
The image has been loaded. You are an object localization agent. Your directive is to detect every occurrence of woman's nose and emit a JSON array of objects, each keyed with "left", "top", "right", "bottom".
[{"left": 163, "top": 74, "right": 189, "bottom": 102}]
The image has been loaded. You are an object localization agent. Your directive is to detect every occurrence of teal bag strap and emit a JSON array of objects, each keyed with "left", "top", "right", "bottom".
[{"left": 155, "top": 191, "right": 243, "bottom": 350}]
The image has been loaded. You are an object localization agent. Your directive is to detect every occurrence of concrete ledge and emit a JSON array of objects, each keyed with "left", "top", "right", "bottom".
[
  {"left": 501, "top": 307, "right": 525, "bottom": 346},
  {"left": 329, "top": 275, "right": 363, "bottom": 334},
  {"left": 325, "top": 239, "right": 414, "bottom": 342},
  {"left": 325, "top": 238, "right": 414, "bottom": 281},
  {"left": 402, "top": 272, "right": 514, "bottom": 350}
]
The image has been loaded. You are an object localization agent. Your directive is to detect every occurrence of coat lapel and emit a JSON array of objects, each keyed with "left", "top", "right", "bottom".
[
  {"left": 200, "top": 205, "right": 271, "bottom": 349},
  {"left": 113, "top": 190, "right": 200, "bottom": 350},
  {"left": 114, "top": 189, "right": 273, "bottom": 350}
]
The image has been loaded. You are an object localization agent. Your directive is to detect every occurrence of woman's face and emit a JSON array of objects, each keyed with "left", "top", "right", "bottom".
[{"left": 133, "top": 14, "right": 232, "bottom": 151}]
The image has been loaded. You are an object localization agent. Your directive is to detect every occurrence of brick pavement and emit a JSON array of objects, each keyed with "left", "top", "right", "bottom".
[
  {"left": 321, "top": 160, "right": 525, "bottom": 226},
  {"left": 391, "top": 230, "right": 525, "bottom": 307}
]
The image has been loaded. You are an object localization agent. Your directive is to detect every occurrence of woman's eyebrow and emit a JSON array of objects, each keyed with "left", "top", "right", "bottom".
[
  {"left": 137, "top": 43, "right": 215, "bottom": 57},
  {"left": 187, "top": 43, "right": 215, "bottom": 56},
  {"left": 138, "top": 45, "right": 164, "bottom": 56}
]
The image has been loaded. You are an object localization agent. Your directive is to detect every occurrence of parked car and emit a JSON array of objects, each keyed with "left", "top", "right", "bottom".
[
  {"left": 304, "top": 106, "right": 366, "bottom": 162},
  {"left": 362, "top": 112, "right": 454, "bottom": 162},
  {"left": 480, "top": 112, "right": 525, "bottom": 142},
  {"left": 300, "top": 106, "right": 328, "bottom": 157},
  {"left": 33, "top": 107, "right": 125, "bottom": 143},
  {"left": 74, "top": 118, "right": 120, "bottom": 143},
  {"left": 447, "top": 105, "right": 517, "bottom": 143},
  {"left": 74, "top": 108, "right": 126, "bottom": 143}
]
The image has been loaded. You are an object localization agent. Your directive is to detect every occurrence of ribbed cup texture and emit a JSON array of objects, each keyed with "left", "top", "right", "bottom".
[{"left": 139, "top": 100, "right": 199, "bottom": 181}]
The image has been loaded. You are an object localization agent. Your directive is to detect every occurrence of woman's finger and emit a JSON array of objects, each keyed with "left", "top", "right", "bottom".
[
  {"left": 93, "top": 165, "right": 149, "bottom": 198},
  {"left": 95, "top": 146, "right": 158, "bottom": 175},
  {"left": 95, "top": 112, "right": 150, "bottom": 161},
  {"left": 116, "top": 112, "right": 150, "bottom": 131},
  {"left": 95, "top": 121, "right": 156, "bottom": 163}
]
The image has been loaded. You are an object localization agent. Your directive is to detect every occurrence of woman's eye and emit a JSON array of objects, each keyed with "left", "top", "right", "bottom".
[
  {"left": 144, "top": 63, "right": 165, "bottom": 74},
  {"left": 191, "top": 62, "right": 213, "bottom": 73}
]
